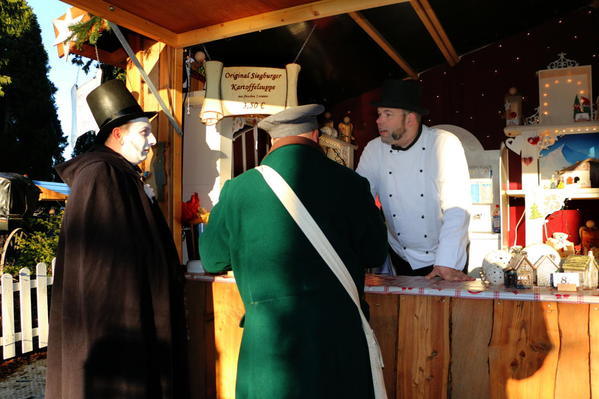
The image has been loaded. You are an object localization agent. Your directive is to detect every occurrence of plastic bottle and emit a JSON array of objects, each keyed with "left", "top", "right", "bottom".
[{"left": 492, "top": 204, "right": 501, "bottom": 233}]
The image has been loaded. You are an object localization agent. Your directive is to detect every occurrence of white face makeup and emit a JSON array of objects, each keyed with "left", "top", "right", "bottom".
[{"left": 119, "top": 117, "right": 156, "bottom": 164}]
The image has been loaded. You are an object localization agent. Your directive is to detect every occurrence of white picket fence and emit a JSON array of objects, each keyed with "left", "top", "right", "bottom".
[{"left": 0, "top": 260, "right": 54, "bottom": 359}]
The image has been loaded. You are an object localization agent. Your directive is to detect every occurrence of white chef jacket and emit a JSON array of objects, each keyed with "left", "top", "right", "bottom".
[{"left": 356, "top": 125, "right": 471, "bottom": 271}]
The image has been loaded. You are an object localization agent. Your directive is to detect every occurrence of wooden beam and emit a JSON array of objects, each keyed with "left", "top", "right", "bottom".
[
  {"left": 348, "top": 11, "right": 418, "bottom": 79},
  {"left": 61, "top": 0, "right": 179, "bottom": 46},
  {"left": 63, "top": 44, "right": 127, "bottom": 68},
  {"left": 409, "top": 0, "right": 459, "bottom": 66},
  {"left": 176, "top": 0, "right": 410, "bottom": 48}
]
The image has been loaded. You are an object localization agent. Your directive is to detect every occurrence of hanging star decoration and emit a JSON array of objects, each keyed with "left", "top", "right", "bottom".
[{"left": 53, "top": 8, "right": 84, "bottom": 59}]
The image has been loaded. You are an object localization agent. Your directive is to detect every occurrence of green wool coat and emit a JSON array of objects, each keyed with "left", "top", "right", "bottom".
[{"left": 200, "top": 140, "right": 387, "bottom": 399}]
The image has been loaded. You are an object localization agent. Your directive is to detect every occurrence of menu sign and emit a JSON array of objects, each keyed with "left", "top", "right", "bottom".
[{"left": 200, "top": 61, "right": 300, "bottom": 125}]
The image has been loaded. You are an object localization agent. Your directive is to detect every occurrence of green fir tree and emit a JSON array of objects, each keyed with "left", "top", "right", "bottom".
[{"left": 0, "top": 0, "right": 67, "bottom": 179}]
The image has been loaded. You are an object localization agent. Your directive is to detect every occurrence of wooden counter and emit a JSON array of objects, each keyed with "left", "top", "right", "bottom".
[{"left": 185, "top": 273, "right": 599, "bottom": 399}]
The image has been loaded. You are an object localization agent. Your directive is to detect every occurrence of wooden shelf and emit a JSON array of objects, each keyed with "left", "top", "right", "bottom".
[
  {"left": 504, "top": 121, "right": 599, "bottom": 137},
  {"left": 505, "top": 188, "right": 599, "bottom": 199},
  {"left": 506, "top": 189, "right": 524, "bottom": 197},
  {"left": 563, "top": 188, "right": 599, "bottom": 199}
]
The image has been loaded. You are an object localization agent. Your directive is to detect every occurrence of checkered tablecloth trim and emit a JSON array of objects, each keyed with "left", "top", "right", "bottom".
[{"left": 187, "top": 273, "right": 599, "bottom": 303}]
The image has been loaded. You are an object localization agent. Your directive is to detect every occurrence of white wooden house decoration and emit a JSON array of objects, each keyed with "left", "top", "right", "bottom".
[
  {"left": 524, "top": 243, "right": 561, "bottom": 287},
  {"left": 562, "top": 252, "right": 599, "bottom": 289},
  {"left": 514, "top": 256, "right": 536, "bottom": 289},
  {"left": 534, "top": 255, "right": 560, "bottom": 287},
  {"left": 507, "top": 246, "right": 525, "bottom": 270}
]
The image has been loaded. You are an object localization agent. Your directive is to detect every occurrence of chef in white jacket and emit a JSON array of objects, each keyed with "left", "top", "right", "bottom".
[{"left": 357, "top": 79, "right": 473, "bottom": 281}]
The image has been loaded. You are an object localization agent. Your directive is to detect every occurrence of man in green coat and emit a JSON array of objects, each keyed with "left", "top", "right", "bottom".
[{"left": 200, "top": 104, "right": 387, "bottom": 399}]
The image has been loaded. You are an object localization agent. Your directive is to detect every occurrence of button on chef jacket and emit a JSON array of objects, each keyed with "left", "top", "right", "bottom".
[{"left": 356, "top": 125, "right": 471, "bottom": 271}]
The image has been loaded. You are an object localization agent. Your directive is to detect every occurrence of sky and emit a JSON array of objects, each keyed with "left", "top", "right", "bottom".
[{"left": 28, "top": 0, "right": 96, "bottom": 158}]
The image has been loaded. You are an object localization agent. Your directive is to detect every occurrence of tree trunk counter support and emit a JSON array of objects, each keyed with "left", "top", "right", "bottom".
[{"left": 185, "top": 274, "right": 599, "bottom": 399}]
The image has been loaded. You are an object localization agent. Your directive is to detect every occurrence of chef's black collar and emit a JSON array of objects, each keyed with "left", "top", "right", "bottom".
[{"left": 391, "top": 124, "right": 423, "bottom": 151}]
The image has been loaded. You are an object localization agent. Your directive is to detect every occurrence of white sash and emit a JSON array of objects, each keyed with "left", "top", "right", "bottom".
[{"left": 255, "top": 165, "right": 387, "bottom": 399}]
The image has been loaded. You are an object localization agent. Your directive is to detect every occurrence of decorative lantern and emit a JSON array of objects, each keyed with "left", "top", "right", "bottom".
[{"left": 481, "top": 250, "right": 510, "bottom": 285}]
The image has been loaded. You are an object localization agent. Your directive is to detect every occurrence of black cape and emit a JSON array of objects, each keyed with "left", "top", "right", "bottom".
[{"left": 46, "top": 146, "right": 188, "bottom": 399}]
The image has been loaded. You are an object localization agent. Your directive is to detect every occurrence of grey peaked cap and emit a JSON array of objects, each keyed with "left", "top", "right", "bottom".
[{"left": 257, "top": 104, "right": 325, "bottom": 138}]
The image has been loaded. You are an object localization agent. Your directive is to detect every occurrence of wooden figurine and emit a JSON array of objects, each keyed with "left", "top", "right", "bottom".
[
  {"left": 337, "top": 115, "right": 354, "bottom": 144},
  {"left": 561, "top": 252, "right": 599, "bottom": 289},
  {"left": 187, "top": 51, "right": 206, "bottom": 91},
  {"left": 534, "top": 255, "right": 560, "bottom": 287},
  {"left": 319, "top": 111, "right": 338, "bottom": 138},
  {"left": 580, "top": 219, "right": 599, "bottom": 255}
]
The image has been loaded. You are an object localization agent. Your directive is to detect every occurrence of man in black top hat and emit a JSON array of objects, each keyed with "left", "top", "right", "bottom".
[
  {"left": 46, "top": 79, "right": 189, "bottom": 399},
  {"left": 356, "top": 79, "right": 473, "bottom": 281}
]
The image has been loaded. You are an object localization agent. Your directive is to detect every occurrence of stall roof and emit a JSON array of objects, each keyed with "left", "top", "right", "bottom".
[
  {"left": 33, "top": 180, "right": 70, "bottom": 201},
  {"left": 62, "top": 0, "right": 595, "bottom": 106}
]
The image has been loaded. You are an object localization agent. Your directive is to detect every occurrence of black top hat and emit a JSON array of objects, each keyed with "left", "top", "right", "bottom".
[
  {"left": 371, "top": 79, "right": 429, "bottom": 115},
  {"left": 86, "top": 79, "right": 157, "bottom": 142}
]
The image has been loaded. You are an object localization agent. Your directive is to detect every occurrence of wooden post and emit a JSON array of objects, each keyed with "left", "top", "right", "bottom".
[
  {"left": 397, "top": 295, "right": 449, "bottom": 398},
  {"left": 126, "top": 39, "right": 184, "bottom": 259},
  {"left": 489, "top": 301, "right": 560, "bottom": 398},
  {"left": 450, "top": 298, "right": 493, "bottom": 399},
  {"left": 366, "top": 293, "right": 400, "bottom": 398}
]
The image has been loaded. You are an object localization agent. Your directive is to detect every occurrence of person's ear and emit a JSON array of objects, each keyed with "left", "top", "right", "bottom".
[
  {"left": 406, "top": 112, "right": 417, "bottom": 127},
  {"left": 111, "top": 127, "right": 124, "bottom": 145},
  {"left": 310, "top": 129, "right": 319, "bottom": 142}
]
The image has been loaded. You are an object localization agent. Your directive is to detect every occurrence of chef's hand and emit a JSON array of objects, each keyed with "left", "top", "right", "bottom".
[{"left": 425, "top": 265, "right": 474, "bottom": 282}]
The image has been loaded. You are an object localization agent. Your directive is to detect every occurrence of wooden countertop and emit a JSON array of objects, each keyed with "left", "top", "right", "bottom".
[{"left": 187, "top": 272, "right": 599, "bottom": 304}]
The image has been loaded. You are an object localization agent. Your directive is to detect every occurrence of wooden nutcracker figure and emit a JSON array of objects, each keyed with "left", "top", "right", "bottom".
[{"left": 338, "top": 114, "right": 354, "bottom": 143}]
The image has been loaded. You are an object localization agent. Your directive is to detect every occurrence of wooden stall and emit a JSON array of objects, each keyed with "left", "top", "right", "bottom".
[
  {"left": 186, "top": 273, "right": 599, "bottom": 399},
  {"left": 53, "top": 2, "right": 598, "bottom": 398}
]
